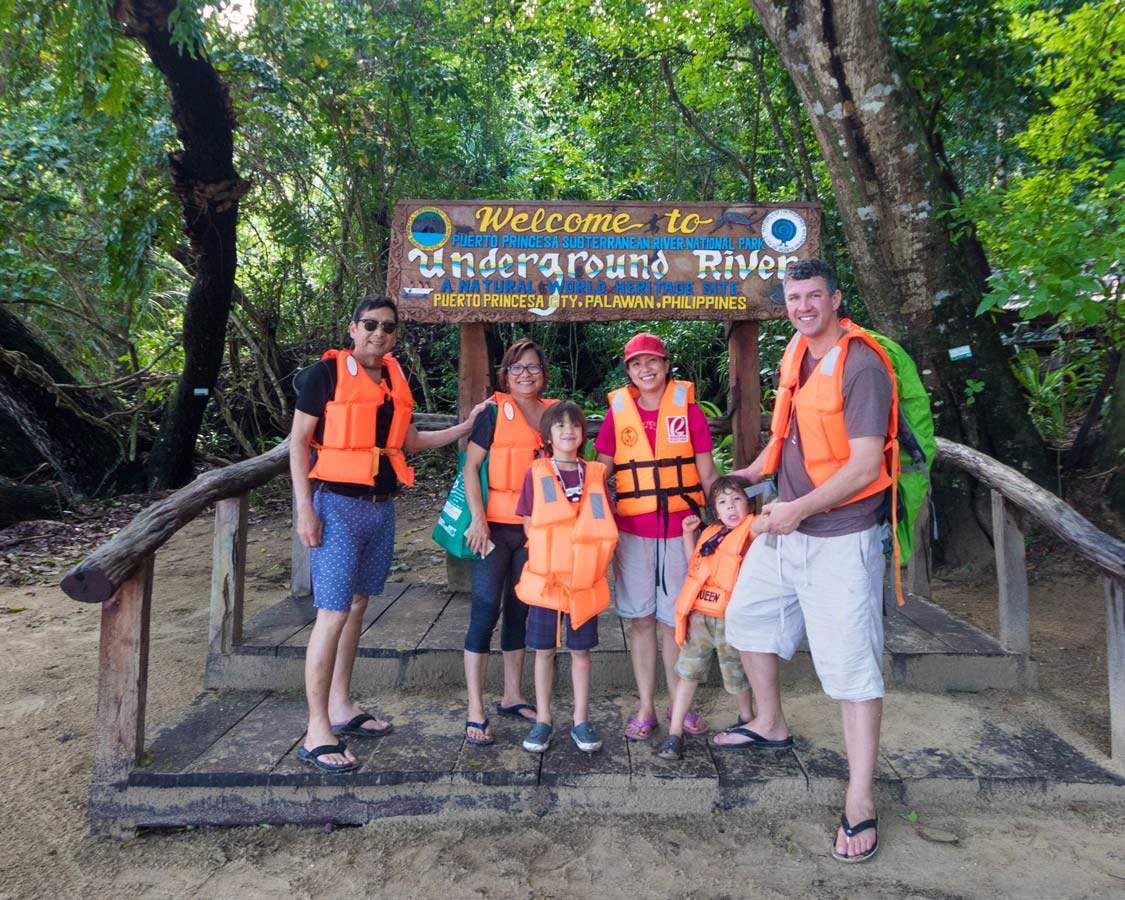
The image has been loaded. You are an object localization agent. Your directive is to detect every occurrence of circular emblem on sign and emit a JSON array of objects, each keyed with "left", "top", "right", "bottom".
[
  {"left": 762, "top": 209, "right": 808, "bottom": 253},
  {"left": 503, "top": 401, "right": 515, "bottom": 421},
  {"left": 407, "top": 207, "right": 452, "bottom": 251},
  {"left": 345, "top": 354, "right": 359, "bottom": 377},
  {"left": 621, "top": 427, "right": 638, "bottom": 447}
]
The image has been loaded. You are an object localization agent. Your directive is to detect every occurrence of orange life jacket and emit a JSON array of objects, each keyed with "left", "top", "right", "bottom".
[
  {"left": 485, "top": 392, "right": 558, "bottom": 524},
  {"left": 308, "top": 349, "right": 415, "bottom": 487},
  {"left": 515, "top": 458, "right": 619, "bottom": 636},
  {"left": 609, "top": 381, "right": 704, "bottom": 518},
  {"left": 673, "top": 516, "right": 757, "bottom": 646},
  {"left": 760, "top": 319, "right": 897, "bottom": 509}
]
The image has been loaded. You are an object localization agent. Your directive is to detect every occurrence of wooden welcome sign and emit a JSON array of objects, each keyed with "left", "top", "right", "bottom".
[{"left": 387, "top": 200, "right": 821, "bottom": 322}]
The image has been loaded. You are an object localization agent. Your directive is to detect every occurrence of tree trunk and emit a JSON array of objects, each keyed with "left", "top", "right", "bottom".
[
  {"left": 0, "top": 305, "right": 128, "bottom": 498},
  {"left": 0, "top": 479, "right": 66, "bottom": 528},
  {"left": 111, "top": 1, "right": 250, "bottom": 490},
  {"left": 1106, "top": 350, "right": 1125, "bottom": 518},
  {"left": 750, "top": 0, "right": 1053, "bottom": 564}
]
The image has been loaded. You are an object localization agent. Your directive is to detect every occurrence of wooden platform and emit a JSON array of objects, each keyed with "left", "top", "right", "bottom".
[
  {"left": 90, "top": 583, "right": 1116, "bottom": 831},
  {"left": 91, "top": 685, "right": 1123, "bottom": 830},
  {"left": 204, "top": 583, "right": 1036, "bottom": 694}
]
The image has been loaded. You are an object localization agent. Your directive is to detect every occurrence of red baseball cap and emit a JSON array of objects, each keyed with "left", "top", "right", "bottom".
[{"left": 624, "top": 332, "right": 667, "bottom": 363}]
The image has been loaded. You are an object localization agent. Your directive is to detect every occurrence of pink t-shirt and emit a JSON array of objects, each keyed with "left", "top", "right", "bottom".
[{"left": 593, "top": 400, "right": 713, "bottom": 538}]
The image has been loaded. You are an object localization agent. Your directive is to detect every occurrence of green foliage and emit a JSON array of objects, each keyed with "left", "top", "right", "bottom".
[
  {"left": 14, "top": 0, "right": 1108, "bottom": 481},
  {"left": 1011, "top": 346, "right": 1097, "bottom": 446},
  {"left": 954, "top": 1, "right": 1124, "bottom": 446},
  {"left": 962, "top": 2, "right": 1124, "bottom": 326}
]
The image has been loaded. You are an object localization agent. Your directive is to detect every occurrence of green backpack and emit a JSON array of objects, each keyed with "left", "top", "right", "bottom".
[{"left": 870, "top": 332, "right": 936, "bottom": 565}]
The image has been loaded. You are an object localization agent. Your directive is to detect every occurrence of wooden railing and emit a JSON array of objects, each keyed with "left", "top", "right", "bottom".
[
  {"left": 932, "top": 437, "right": 1125, "bottom": 762},
  {"left": 60, "top": 435, "right": 1125, "bottom": 787}
]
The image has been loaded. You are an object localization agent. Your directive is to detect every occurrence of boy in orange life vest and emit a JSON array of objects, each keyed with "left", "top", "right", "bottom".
[
  {"left": 594, "top": 332, "right": 719, "bottom": 742},
  {"left": 657, "top": 476, "right": 762, "bottom": 761},
  {"left": 514, "top": 402, "right": 618, "bottom": 754}
]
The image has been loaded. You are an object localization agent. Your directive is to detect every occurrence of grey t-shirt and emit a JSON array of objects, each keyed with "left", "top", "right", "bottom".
[{"left": 777, "top": 340, "right": 892, "bottom": 537}]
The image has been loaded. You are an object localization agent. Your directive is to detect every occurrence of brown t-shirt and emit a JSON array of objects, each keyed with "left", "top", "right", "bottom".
[{"left": 777, "top": 340, "right": 892, "bottom": 537}]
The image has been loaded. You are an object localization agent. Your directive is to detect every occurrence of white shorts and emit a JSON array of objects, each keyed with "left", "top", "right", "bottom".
[
  {"left": 724, "top": 525, "right": 886, "bottom": 702},
  {"left": 612, "top": 531, "right": 688, "bottom": 627}
]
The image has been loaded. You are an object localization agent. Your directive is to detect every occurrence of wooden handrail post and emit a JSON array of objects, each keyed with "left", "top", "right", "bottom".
[
  {"left": 291, "top": 488, "right": 312, "bottom": 597},
  {"left": 209, "top": 494, "right": 248, "bottom": 656},
  {"left": 92, "top": 555, "right": 153, "bottom": 784},
  {"left": 905, "top": 501, "right": 932, "bottom": 600},
  {"left": 1107, "top": 576, "right": 1125, "bottom": 764},
  {"left": 991, "top": 490, "right": 1030, "bottom": 655}
]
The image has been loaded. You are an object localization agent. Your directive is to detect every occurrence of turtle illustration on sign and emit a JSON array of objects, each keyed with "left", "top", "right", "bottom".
[{"left": 709, "top": 210, "right": 760, "bottom": 234}]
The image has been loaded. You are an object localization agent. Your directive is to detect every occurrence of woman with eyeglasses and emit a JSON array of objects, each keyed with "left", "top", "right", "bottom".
[
  {"left": 289, "top": 296, "right": 487, "bottom": 772},
  {"left": 460, "top": 338, "right": 558, "bottom": 746}
]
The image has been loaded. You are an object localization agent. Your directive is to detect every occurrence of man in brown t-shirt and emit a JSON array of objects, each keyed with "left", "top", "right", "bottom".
[{"left": 723, "top": 259, "right": 892, "bottom": 863}]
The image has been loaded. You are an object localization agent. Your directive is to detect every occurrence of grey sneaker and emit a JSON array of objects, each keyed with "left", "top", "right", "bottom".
[
  {"left": 656, "top": 734, "right": 684, "bottom": 760},
  {"left": 570, "top": 722, "right": 603, "bottom": 753},
  {"left": 522, "top": 722, "right": 553, "bottom": 754}
]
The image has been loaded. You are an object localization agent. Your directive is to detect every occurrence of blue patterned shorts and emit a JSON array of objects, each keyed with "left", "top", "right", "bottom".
[{"left": 310, "top": 490, "right": 396, "bottom": 612}]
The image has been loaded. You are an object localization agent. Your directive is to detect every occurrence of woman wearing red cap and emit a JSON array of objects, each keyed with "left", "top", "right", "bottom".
[{"left": 594, "top": 332, "right": 719, "bottom": 741}]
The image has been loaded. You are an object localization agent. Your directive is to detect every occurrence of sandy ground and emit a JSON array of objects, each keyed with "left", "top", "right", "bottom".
[{"left": 1, "top": 484, "right": 1123, "bottom": 900}]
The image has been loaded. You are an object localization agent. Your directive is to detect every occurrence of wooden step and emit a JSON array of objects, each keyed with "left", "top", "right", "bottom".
[
  {"left": 204, "top": 584, "right": 1035, "bottom": 693},
  {"left": 89, "top": 687, "right": 1123, "bottom": 831}
]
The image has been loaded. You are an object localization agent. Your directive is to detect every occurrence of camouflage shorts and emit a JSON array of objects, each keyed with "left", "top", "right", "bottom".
[{"left": 674, "top": 613, "right": 749, "bottom": 694}]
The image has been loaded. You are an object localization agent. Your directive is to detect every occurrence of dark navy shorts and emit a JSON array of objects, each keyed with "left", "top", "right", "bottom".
[
  {"left": 310, "top": 490, "right": 395, "bottom": 612},
  {"left": 525, "top": 604, "right": 599, "bottom": 651}
]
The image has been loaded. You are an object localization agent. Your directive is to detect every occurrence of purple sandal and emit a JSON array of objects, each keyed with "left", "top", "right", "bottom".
[{"left": 624, "top": 717, "right": 658, "bottom": 741}]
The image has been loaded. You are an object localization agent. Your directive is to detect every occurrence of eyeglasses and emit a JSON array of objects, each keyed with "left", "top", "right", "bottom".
[
  {"left": 357, "top": 318, "right": 398, "bottom": 334},
  {"left": 508, "top": 363, "right": 543, "bottom": 375}
]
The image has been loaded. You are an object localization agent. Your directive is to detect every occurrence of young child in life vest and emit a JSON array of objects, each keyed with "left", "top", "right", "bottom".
[
  {"left": 514, "top": 401, "right": 619, "bottom": 755},
  {"left": 656, "top": 475, "right": 763, "bottom": 761}
]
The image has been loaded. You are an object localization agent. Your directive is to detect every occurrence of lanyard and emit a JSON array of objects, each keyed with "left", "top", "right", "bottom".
[{"left": 551, "top": 457, "right": 584, "bottom": 503}]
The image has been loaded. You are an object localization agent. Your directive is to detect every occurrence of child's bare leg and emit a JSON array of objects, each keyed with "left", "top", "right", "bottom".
[
  {"left": 571, "top": 649, "right": 591, "bottom": 724},
  {"left": 533, "top": 649, "right": 555, "bottom": 725},
  {"left": 667, "top": 677, "right": 699, "bottom": 738}
]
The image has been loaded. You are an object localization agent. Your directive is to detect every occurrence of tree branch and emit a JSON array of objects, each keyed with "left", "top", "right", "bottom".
[{"left": 660, "top": 56, "right": 755, "bottom": 189}]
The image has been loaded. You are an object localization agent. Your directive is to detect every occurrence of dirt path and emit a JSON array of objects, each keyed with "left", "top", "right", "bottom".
[{"left": 1, "top": 486, "right": 1123, "bottom": 899}]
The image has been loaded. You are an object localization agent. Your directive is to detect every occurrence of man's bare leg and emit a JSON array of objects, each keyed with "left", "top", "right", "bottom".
[
  {"left": 326, "top": 594, "right": 390, "bottom": 733},
  {"left": 304, "top": 607, "right": 354, "bottom": 766},
  {"left": 713, "top": 650, "right": 789, "bottom": 747},
  {"left": 834, "top": 698, "right": 882, "bottom": 859}
]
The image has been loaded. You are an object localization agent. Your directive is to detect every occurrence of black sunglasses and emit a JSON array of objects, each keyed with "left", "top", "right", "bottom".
[{"left": 357, "top": 318, "right": 398, "bottom": 334}]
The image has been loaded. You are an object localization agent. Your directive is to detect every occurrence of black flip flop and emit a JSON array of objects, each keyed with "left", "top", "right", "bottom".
[
  {"left": 831, "top": 814, "right": 879, "bottom": 863},
  {"left": 496, "top": 702, "right": 537, "bottom": 721},
  {"left": 465, "top": 718, "right": 495, "bottom": 746},
  {"left": 712, "top": 726, "right": 794, "bottom": 750},
  {"left": 331, "top": 712, "right": 393, "bottom": 738},
  {"left": 297, "top": 741, "right": 357, "bottom": 772}
]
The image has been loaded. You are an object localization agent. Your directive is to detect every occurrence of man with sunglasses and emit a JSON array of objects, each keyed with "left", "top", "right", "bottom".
[{"left": 289, "top": 296, "right": 486, "bottom": 772}]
